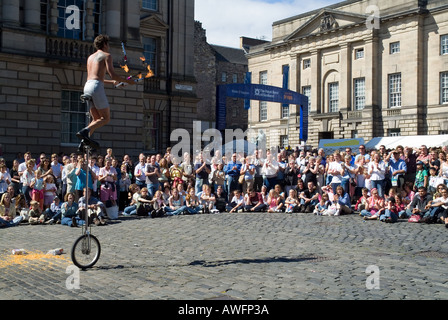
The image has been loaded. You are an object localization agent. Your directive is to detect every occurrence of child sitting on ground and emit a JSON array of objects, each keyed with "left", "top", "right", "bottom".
[
  {"left": 314, "top": 193, "right": 332, "bottom": 215},
  {"left": 285, "top": 189, "right": 299, "bottom": 213}
]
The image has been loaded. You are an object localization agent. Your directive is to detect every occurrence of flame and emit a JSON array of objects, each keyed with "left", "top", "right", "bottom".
[
  {"left": 138, "top": 73, "right": 143, "bottom": 80},
  {"left": 120, "top": 64, "right": 130, "bottom": 73},
  {"left": 140, "top": 56, "right": 146, "bottom": 62},
  {"left": 146, "top": 65, "right": 154, "bottom": 78}
]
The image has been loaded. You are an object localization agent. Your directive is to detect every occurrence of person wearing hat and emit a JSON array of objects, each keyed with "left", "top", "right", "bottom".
[{"left": 414, "top": 161, "right": 428, "bottom": 191}]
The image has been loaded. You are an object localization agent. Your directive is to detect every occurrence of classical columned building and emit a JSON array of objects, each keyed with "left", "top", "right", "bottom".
[
  {"left": 246, "top": 0, "right": 448, "bottom": 149},
  {"left": 0, "top": 0, "right": 198, "bottom": 160}
]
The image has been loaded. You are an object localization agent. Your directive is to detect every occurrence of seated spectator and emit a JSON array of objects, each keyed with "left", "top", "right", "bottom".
[
  {"left": 379, "top": 197, "right": 399, "bottom": 223},
  {"left": 185, "top": 187, "right": 203, "bottom": 215},
  {"left": 360, "top": 188, "right": 384, "bottom": 219},
  {"left": 28, "top": 200, "right": 44, "bottom": 225},
  {"left": 244, "top": 188, "right": 267, "bottom": 212},
  {"left": 164, "top": 188, "right": 187, "bottom": 216},
  {"left": 78, "top": 188, "right": 107, "bottom": 225},
  {"left": 313, "top": 192, "right": 332, "bottom": 215},
  {"left": 285, "top": 189, "right": 299, "bottom": 213},
  {"left": 401, "top": 186, "right": 432, "bottom": 219},
  {"left": 200, "top": 184, "right": 215, "bottom": 213},
  {"left": 61, "top": 192, "right": 83, "bottom": 227},
  {"left": 44, "top": 196, "right": 62, "bottom": 225},
  {"left": 355, "top": 187, "right": 369, "bottom": 213},
  {"left": 299, "top": 181, "right": 319, "bottom": 213},
  {"left": 227, "top": 189, "right": 245, "bottom": 213},
  {"left": 149, "top": 190, "right": 166, "bottom": 218},
  {"left": 0, "top": 192, "right": 20, "bottom": 225},
  {"left": 333, "top": 185, "right": 353, "bottom": 215},
  {"left": 422, "top": 185, "right": 448, "bottom": 223},
  {"left": 213, "top": 185, "right": 227, "bottom": 213},
  {"left": 267, "top": 189, "right": 282, "bottom": 213}
]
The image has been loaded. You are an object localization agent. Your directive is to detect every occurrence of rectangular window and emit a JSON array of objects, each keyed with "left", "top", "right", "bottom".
[
  {"left": 61, "top": 90, "right": 87, "bottom": 145},
  {"left": 441, "top": 72, "right": 448, "bottom": 104},
  {"left": 280, "top": 135, "right": 289, "bottom": 148},
  {"left": 143, "top": 37, "right": 158, "bottom": 76},
  {"left": 260, "top": 71, "right": 268, "bottom": 85},
  {"left": 260, "top": 101, "right": 267, "bottom": 122},
  {"left": 232, "top": 74, "right": 238, "bottom": 83},
  {"left": 142, "top": 0, "right": 158, "bottom": 11},
  {"left": 355, "top": 48, "right": 364, "bottom": 60},
  {"left": 40, "top": 0, "right": 49, "bottom": 32},
  {"left": 328, "top": 82, "right": 339, "bottom": 113},
  {"left": 281, "top": 105, "right": 289, "bottom": 119},
  {"left": 303, "top": 59, "right": 311, "bottom": 69},
  {"left": 302, "top": 86, "right": 311, "bottom": 115},
  {"left": 389, "top": 73, "right": 402, "bottom": 108},
  {"left": 221, "top": 72, "right": 227, "bottom": 83},
  {"left": 388, "top": 129, "right": 401, "bottom": 137},
  {"left": 354, "top": 78, "right": 366, "bottom": 110},
  {"left": 144, "top": 112, "right": 160, "bottom": 152},
  {"left": 441, "top": 35, "right": 448, "bottom": 55},
  {"left": 390, "top": 42, "right": 400, "bottom": 54}
]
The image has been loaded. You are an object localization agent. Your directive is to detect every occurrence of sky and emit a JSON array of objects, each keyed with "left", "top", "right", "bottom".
[{"left": 195, "top": 0, "right": 340, "bottom": 48}]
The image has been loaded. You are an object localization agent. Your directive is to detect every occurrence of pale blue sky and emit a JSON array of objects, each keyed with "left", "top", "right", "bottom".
[{"left": 195, "top": 0, "right": 339, "bottom": 48}]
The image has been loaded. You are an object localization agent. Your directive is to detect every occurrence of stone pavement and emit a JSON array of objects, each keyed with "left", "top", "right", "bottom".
[{"left": 1, "top": 212, "right": 448, "bottom": 301}]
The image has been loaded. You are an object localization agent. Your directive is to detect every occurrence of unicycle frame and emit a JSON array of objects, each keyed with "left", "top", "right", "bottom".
[{"left": 71, "top": 94, "right": 101, "bottom": 270}]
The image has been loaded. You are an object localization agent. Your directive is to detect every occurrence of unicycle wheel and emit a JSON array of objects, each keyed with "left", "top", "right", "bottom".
[{"left": 71, "top": 234, "right": 101, "bottom": 269}]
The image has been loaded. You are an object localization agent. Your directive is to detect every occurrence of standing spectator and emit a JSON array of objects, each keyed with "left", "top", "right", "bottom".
[
  {"left": 134, "top": 153, "right": 147, "bottom": 189},
  {"left": 404, "top": 147, "right": 417, "bottom": 183},
  {"left": 145, "top": 155, "right": 160, "bottom": 199},
  {"left": 428, "top": 149, "right": 440, "bottom": 175},
  {"left": 328, "top": 152, "right": 344, "bottom": 192},
  {"left": 261, "top": 150, "right": 278, "bottom": 192},
  {"left": 9, "top": 159, "right": 20, "bottom": 197},
  {"left": 225, "top": 153, "right": 241, "bottom": 198},
  {"left": 99, "top": 158, "right": 118, "bottom": 204},
  {"left": 50, "top": 153, "right": 63, "bottom": 198},
  {"left": 194, "top": 153, "right": 211, "bottom": 195},
  {"left": 240, "top": 157, "right": 255, "bottom": 193},
  {"left": 355, "top": 145, "right": 370, "bottom": 163},
  {"left": 0, "top": 164, "right": 11, "bottom": 197},
  {"left": 252, "top": 149, "right": 264, "bottom": 192},
  {"left": 368, "top": 153, "right": 387, "bottom": 198},
  {"left": 284, "top": 159, "right": 299, "bottom": 195},
  {"left": 388, "top": 150, "right": 407, "bottom": 191}
]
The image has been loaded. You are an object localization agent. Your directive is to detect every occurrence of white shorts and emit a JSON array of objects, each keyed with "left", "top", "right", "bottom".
[{"left": 83, "top": 80, "right": 110, "bottom": 110}]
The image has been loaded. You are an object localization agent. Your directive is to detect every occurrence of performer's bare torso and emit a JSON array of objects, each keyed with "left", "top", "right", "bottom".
[{"left": 87, "top": 50, "right": 109, "bottom": 82}]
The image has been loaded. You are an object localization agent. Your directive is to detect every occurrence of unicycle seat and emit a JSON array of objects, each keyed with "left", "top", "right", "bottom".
[{"left": 80, "top": 94, "right": 93, "bottom": 103}]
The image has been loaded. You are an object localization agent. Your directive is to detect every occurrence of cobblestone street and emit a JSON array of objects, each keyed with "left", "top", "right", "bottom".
[{"left": 1, "top": 212, "right": 448, "bottom": 302}]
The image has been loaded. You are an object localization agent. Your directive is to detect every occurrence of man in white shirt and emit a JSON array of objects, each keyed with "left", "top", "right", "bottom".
[{"left": 328, "top": 153, "right": 344, "bottom": 191}]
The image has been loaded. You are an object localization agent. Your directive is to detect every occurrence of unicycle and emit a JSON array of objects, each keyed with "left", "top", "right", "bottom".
[
  {"left": 71, "top": 94, "right": 101, "bottom": 269},
  {"left": 71, "top": 222, "right": 101, "bottom": 269}
]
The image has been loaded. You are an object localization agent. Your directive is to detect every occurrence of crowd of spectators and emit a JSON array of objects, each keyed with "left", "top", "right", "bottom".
[{"left": 1, "top": 143, "right": 448, "bottom": 229}]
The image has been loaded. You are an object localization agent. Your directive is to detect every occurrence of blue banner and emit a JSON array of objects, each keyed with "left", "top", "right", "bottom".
[{"left": 216, "top": 83, "right": 309, "bottom": 142}]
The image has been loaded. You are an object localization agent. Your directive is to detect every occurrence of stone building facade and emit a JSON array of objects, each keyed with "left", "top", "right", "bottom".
[
  {"left": 0, "top": 0, "right": 198, "bottom": 161},
  {"left": 194, "top": 21, "right": 248, "bottom": 132},
  {"left": 246, "top": 0, "right": 448, "bottom": 149}
]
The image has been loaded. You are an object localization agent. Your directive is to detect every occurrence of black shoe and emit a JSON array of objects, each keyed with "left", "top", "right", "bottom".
[
  {"left": 71, "top": 217, "right": 78, "bottom": 227},
  {"left": 77, "top": 128, "right": 100, "bottom": 150}
]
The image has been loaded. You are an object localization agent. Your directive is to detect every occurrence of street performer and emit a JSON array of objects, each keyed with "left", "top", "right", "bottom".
[{"left": 77, "top": 34, "right": 135, "bottom": 149}]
